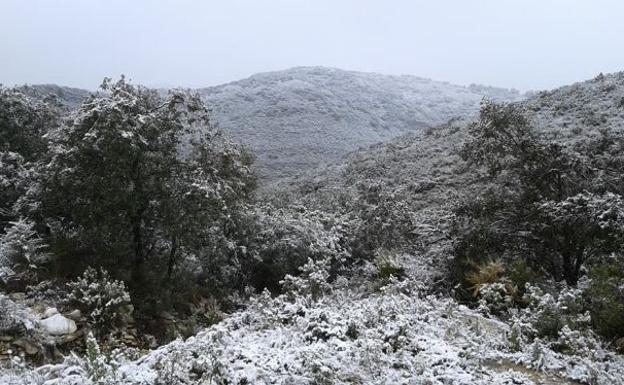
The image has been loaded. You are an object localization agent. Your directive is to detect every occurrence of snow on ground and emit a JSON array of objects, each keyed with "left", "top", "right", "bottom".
[{"left": 4, "top": 279, "right": 622, "bottom": 385}]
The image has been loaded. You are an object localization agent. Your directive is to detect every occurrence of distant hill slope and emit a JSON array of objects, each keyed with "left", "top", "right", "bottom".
[
  {"left": 197, "top": 66, "right": 524, "bottom": 179},
  {"left": 267, "top": 71, "right": 624, "bottom": 267},
  {"left": 277, "top": 71, "right": 624, "bottom": 201},
  {"left": 17, "top": 84, "right": 92, "bottom": 110},
  {"left": 19, "top": 67, "right": 525, "bottom": 180}
]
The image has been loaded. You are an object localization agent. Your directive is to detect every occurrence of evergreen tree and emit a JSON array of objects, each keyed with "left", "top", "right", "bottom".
[
  {"left": 38, "top": 78, "right": 255, "bottom": 300},
  {"left": 454, "top": 101, "right": 624, "bottom": 286}
]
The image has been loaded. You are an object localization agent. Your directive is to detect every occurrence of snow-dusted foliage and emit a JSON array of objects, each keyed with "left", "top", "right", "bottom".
[
  {"left": 3, "top": 71, "right": 624, "bottom": 385},
  {"left": 8, "top": 279, "right": 623, "bottom": 385},
  {"left": 244, "top": 205, "right": 352, "bottom": 291},
  {"left": 0, "top": 86, "right": 58, "bottom": 229},
  {"left": 66, "top": 268, "right": 131, "bottom": 332},
  {"left": 525, "top": 71, "right": 624, "bottom": 141},
  {"left": 0, "top": 86, "right": 59, "bottom": 161},
  {"left": 0, "top": 219, "right": 50, "bottom": 284},
  {"left": 36, "top": 77, "right": 255, "bottom": 306}
]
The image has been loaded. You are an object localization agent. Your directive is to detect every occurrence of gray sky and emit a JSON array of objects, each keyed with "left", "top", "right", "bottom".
[{"left": 2, "top": 0, "right": 623, "bottom": 91}]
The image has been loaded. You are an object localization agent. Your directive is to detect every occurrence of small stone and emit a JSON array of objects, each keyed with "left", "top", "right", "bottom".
[
  {"left": 158, "top": 311, "right": 175, "bottom": 321},
  {"left": 615, "top": 337, "right": 624, "bottom": 352},
  {"left": 43, "top": 307, "right": 59, "bottom": 318},
  {"left": 65, "top": 309, "right": 82, "bottom": 321},
  {"left": 8, "top": 292, "right": 25, "bottom": 302},
  {"left": 55, "top": 330, "right": 82, "bottom": 345},
  {"left": 13, "top": 338, "right": 38, "bottom": 355},
  {"left": 39, "top": 314, "right": 77, "bottom": 336}
]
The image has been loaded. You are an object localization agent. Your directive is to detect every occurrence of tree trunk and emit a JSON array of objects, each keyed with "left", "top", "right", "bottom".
[
  {"left": 131, "top": 219, "right": 144, "bottom": 285},
  {"left": 561, "top": 247, "right": 583, "bottom": 286},
  {"left": 166, "top": 237, "right": 178, "bottom": 281}
]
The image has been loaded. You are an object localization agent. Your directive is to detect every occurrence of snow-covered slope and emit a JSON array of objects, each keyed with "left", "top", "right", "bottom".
[
  {"left": 6, "top": 280, "right": 623, "bottom": 385},
  {"left": 19, "top": 67, "right": 525, "bottom": 180},
  {"left": 273, "top": 71, "right": 624, "bottom": 206},
  {"left": 263, "top": 71, "right": 624, "bottom": 273},
  {"left": 17, "top": 84, "right": 92, "bottom": 111},
  {"left": 198, "top": 67, "right": 524, "bottom": 179}
]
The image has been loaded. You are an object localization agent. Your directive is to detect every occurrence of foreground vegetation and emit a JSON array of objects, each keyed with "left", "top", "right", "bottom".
[{"left": 1, "top": 73, "right": 624, "bottom": 384}]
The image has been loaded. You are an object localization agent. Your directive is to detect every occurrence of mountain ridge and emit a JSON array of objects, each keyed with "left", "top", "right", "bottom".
[
  {"left": 17, "top": 66, "right": 527, "bottom": 179},
  {"left": 196, "top": 66, "right": 525, "bottom": 178}
]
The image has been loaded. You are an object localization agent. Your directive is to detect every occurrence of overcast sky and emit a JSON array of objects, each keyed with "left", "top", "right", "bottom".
[{"left": 1, "top": 0, "right": 623, "bottom": 91}]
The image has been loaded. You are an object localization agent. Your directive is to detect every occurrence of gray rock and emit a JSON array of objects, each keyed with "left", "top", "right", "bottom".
[
  {"left": 43, "top": 307, "right": 59, "bottom": 318},
  {"left": 64, "top": 309, "right": 82, "bottom": 321},
  {"left": 8, "top": 292, "right": 25, "bottom": 302},
  {"left": 39, "top": 314, "right": 77, "bottom": 336}
]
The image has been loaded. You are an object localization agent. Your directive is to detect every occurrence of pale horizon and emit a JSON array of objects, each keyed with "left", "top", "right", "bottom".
[{"left": 2, "top": 0, "right": 624, "bottom": 92}]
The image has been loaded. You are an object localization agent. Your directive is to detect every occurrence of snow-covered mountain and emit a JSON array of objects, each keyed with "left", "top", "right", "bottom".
[
  {"left": 264, "top": 71, "right": 624, "bottom": 277},
  {"left": 20, "top": 67, "right": 525, "bottom": 180},
  {"left": 274, "top": 71, "right": 624, "bottom": 201},
  {"left": 197, "top": 67, "right": 525, "bottom": 179},
  {"left": 17, "top": 84, "right": 91, "bottom": 111}
]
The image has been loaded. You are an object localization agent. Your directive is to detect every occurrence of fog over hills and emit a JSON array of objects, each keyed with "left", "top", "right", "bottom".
[{"left": 21, "top": 66, "right": 525, "bottom": 180}]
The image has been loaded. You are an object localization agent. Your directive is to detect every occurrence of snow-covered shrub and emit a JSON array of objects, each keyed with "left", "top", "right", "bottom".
[
  {"left": 554, "top": 325, "right": 600, "bottom": 355},
  {"left": 247, "top": 205, "right": 351, "bottom": 292},
  {"left": 351, "top": 181, "right": 419, "bottom": 261},
  {"left": 67, "top": 267, "right": 131, "bottom": 333},
  {"left": 85, "top": 331, "right": 117, "bottom": 382},
  {"left": 281, "top": 256, "right": 332, "bottom": 302},
  {"left": 373, "top": 251, "right": 406, "bottom": 283},
  {"left": 515, "top": 283, "right": 589, "bottom": 340},
  {"left": 462, "top": 260, "right": 517, "bottom": 315},
  {"left": 0, "top": 219, "right": 50, "bottom": 288},
  {"left": 478, "top": 282, "right": 515, "bottom": 315},
  {"left": 0, "top": 152, "right": 29, "bottom": 226}
]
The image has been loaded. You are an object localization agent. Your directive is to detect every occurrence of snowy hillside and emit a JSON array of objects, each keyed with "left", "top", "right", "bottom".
[
  {"left": 264, "top": 71, "right": 624, "bottom": 278},
  {"left": 526, "top": 71, "right": 624, "bottom": 139},
  {"left": 4, "top": 71, "right": 624, "bottom": 385},
  {"left": 272, "top": 71, "right": 624, "bottom": 203},
  {"left": 17, "top": 85, "right": 91, "bottom": 111},
  {"left": 19, "top": 67, "right": 524, "bottom": 180},
  {"left": 198, "top": 67, "right": 524, "bottom": 179}
]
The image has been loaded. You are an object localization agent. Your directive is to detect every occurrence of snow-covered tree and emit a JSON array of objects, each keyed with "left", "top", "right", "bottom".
[
  {"left": 533, "top": 192, "right": 624, "bottom": 284},
  {"left": 0, "top": 87, "right": 59, "bottom": 229},
  {"left": 0, "top": 86, "right": 59, "bottom": 161},
  {"left": 38, "top": 78, "right": 255, "bottom": 301},
  {"left": 454, "top": 101, "right": 624, "bottom": 286}
]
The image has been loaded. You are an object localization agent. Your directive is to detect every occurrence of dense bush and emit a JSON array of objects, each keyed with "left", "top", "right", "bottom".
[
  {"left": 453, "top": 101, "right": 624, "bottom": 288},
  {"left": 66, "top": 267, "right": 132, "bottom": 333},
  {"left": 0, "top": 88, "right": 59, "bottom": 230},
  {"left": 351, "top": 181, "right": 419, "bottom": 261},
  {"left": 242, "top": 205, "right": 352, "bottom": 293},
  {"left": 0, "top": 86, "right": 59, "bottom": 162},
  {"left": 0, "top": 219, "right": 50, "bottom": 289},
  {"left": 584, "top": 258, "right": 624, "bottom": 340}
]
